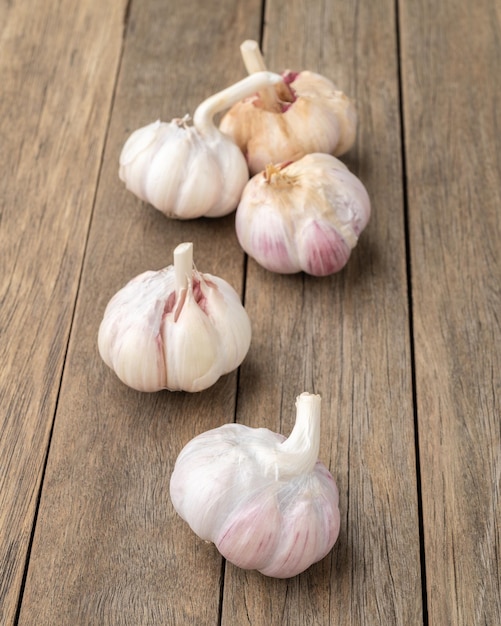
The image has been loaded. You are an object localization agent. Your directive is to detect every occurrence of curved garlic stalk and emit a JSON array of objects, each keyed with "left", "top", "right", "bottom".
[
  {"left": 119, "top": 71, "right": 283, "bottom": 219},
  {"left": 169, "top": 392, "right": 340, "bottom": 578},
  {"left": 235, "top": 153, "right": 371, "bottom": 276},
  {"left": 219, "top": 40, "right": 357, "bottom": 175},
  {"left": 97, "top": 242, "right": 251, "bottom": 392}
]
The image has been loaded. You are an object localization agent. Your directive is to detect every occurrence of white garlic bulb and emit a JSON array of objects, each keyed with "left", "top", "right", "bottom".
[
  {"left": 170, "top": 392, "right": 340, "bottom": 578},
  {"left": 119, "top": 71, "right": 283, "bottom": 219},
  {"left": 97, "top": 242, "right": 251, "bottom": 392},
  {"left": 235, "top": 153, "right": 371, "bottom": 276},
  {"left": 219, "top": 40, "right": 357, "bottom": 175}
]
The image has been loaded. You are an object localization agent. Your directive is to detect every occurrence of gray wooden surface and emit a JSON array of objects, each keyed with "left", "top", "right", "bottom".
[{"left": 1, "top": 0, "right": 499, "bottom": 624}]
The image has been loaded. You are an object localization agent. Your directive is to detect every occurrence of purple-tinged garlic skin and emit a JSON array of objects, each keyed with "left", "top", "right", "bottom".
[
  {"left": 219, "top": 70, "right": 357, "bottom": 176},
  {"left": 235, "top": 153, "right": 371, "bottom": 276},
  {"left": 97, "top": 243, "right": 251, "bottom": 392},
  {"left": 169, "top": 393, "right": 340, "bottom": 578}
]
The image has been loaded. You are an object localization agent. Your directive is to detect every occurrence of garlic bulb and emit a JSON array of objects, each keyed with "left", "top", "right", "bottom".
[
  {"left": 170, "top": 392, "right": 340, "bottom": 578},
  {"left": 219, "top": 40, "right": 357, "bottom": 175},
  {"left": 235, "top": 153, "right": 371, "bottom": 276},
  {"left": 97, "top": 242, "right": 251, "bottom": 392},
  {"left": 119, "top": 71, "right": 283, "bottom": 219}
]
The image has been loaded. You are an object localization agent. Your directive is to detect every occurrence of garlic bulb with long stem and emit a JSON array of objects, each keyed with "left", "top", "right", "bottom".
[
  {"left": 97, "top": 242, "right": 251, "bottom": 392},
  {"left": 119, "top": 71, "right": 283, "bottom": 219},
  {"left": 219, "top": 40, "right": 357, "bottom": 175},
  {"left": 170, "top": 392, "right": 340, "bottom": 579},
  {"left": 235, "top": 153, "right": 371, "bottom": 276}
]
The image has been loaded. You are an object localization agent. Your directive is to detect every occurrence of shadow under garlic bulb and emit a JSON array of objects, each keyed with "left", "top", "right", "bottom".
[{"left": 170, "top": 392, "right": 340, "bottom": 578}]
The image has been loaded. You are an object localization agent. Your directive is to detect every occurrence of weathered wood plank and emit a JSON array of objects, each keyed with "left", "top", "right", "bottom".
[
  {"left": 221, "top": 1, "right": 423, "bottom": 624},
  {"left": 0, "top": 1, "right": 126, "bottom": 623},
  {"left": 18, "top": 0, "right": 262, "bottom": 623},
  {"left": 400, "top": 1, "right": 501, "bottom": 624}
]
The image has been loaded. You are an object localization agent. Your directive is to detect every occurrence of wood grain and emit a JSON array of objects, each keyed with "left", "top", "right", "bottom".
[
  {"left": 17, "top": 0, "right": 263, "bottom": 623},
  {"left": 220, "top": 0, "right": 423, "bottom": 624},
  {"left": 400, "top": 0, "right": 501, "bottom": 623},
  {"left": 0, "top": 1, "right": 126, "bottom": 623},
  {"left": 3, "top": 0, "right": 499, "bottom": 623}
]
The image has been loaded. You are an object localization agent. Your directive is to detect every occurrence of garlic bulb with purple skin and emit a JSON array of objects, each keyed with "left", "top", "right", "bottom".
[
  {"left": 219, "top": 40, "right": 357, "bottom": 175},
  {"left": 97, "top": 242, "right": 251, "bottom": 392},
  {"left": 235, "top": 153, "right": 371, "bottom": 276},
  {"left": 119, "top": 71, "right": 283, "bottom": 219},
  {"left": 170, "top": 392, "right": 340, "bottom": 578}
]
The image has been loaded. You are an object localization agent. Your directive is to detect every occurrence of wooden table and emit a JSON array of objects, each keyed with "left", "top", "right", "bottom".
[{"left": 1, "top": 0, "right": 500, "bottom": 623}]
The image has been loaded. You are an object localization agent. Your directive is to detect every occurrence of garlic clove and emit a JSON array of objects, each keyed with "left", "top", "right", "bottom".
[
  {"left": 215, "top": 491, "right": 282, "bottom": 571},
  {"left": 97, "top": 270, "right": 171, "bottom": 391},
  {"left": 161, "top": 284, "right": 221, "bottom": 392},
  {"left": 284, "top": 70, "right": 357, "bottom": 156},
  {"left": 235, "top": 195, "right": 298, "bottom": 273},
  {"left": 297, "top": 220, "right": 352, "bottom": 276},
  {"left": 219, "top": 40, "right": 357, "bottom": 175},
  {"left": 146, "top": 127, "right": 222, "bottom": 216},
  {"left": 258, "top": 468, "right": 340, "bottom": 578},
  {"left": 119, "top": 71, "right": 284, "bottom": 219},
  {"left": 198, "top": 276, "right": 252, "bottom": 368},
  {"left": 169, "top": 428, "right": 240, "bottom": 538},
  {"left": 169, "top": 392, "right": 341, "bottom": 578},
  {"left": 169, "top": 423, "right": 273, "bottom": 539},
  {"left": 119, "top": 120, "right": 162, "bottom": 168},
  {"left": 97, "top": 242, "right": 251, "bottom": 392},
  {"left": 235, "top": 153, "right": 371, "bottom": 276}
]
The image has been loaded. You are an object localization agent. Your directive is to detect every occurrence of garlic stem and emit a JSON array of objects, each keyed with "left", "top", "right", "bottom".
[
  {"left": 275, "top": 392, "right": 322, "bottom": 479},
  {"left": 174, "top": 242, "right": 193, "bottom": 295},
  {"left": 193, "top": 71, "right": 283, "bottom": 136},
  {"left": 264, "top": 163, "right": 292, "bottom": 183},
  {"left": 240, "top": 40, "right": 278, "bottom": 111},
  {"left": 240, "top": 40, "right": 268, "bottom": 74}
]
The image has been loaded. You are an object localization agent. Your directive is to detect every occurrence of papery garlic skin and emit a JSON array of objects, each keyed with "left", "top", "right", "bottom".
[
  {"left": 97, "top": 243, "right": 251, "bottom": 392},
  {"left": 220, "top": 66, "right": 357, "bottom": 175},
  {"left": 170, "top": 392, "right": 340, "bottom": 578},
  {"left": 119, "top": 72, "right": 283, "bottom": 219},
  {"left": 235, "top": 153, "right": 371, "bottom": 276},
  {"left": 119, "top": 119, "right": 247, "bottom": 219}
]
